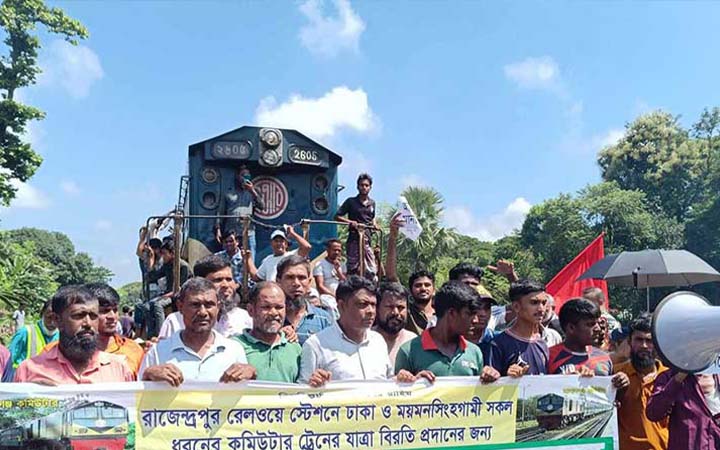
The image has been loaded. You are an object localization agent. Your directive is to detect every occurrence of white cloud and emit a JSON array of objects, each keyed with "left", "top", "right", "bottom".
[
  {"left": 40, "top": 40, "right": 104, "bottom": 99},
  {"left": 561, "top": 127, "right": 624, "bottom": 155},
  {"left": 504, "top": 56, "right": 561, "bottom": 91},
  {"left": 445, "top": 197, "right": 532, "bottom": 241},
  {"left": 60, "top": 180, "right": 81, "bottom": 195},
  {"left": 6, "top": 179, "right": 50, "bottom": 209},
  {"left": 299, "top": 0, "right": 365, "bottom": 57},
  {"left": 254, "top": 86, "right": 377, "bottom": 140},
  {"left": 94, "top": 220, "right": 112, "bottom": 231},
  {"left": 597, "top": 128, "right": 624, "bottom": 148},
  {"left": 399, "top": 174, "right": 427, "bottom": 189}
]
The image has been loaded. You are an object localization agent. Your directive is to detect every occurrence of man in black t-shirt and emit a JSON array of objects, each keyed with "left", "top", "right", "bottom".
[{"left": 335, "top": 173, "right": 378, "bottom": 278}]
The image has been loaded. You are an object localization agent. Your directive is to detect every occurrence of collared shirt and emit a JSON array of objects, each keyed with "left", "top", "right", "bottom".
[
  {"left": 285, "top": 303, "right": 333, "bottom": 346},
  {"left": 615, "top": 360, "right": 669, "bottom": 450},
  {"left": 235, "top": 332, "right": 301, "bottom": 383},
  {"left": 405, "top": 299, "right": 433, "bottom": 336},
  {"left": 139, "top": 330, "right": 248, "bottom": 382},
  {"left": 215, "top": 249, "right": 247, "bottom": 284},
  {"left": 646, "top": 370, "right": 720, "bottom": 450},
  {"left": 14, "top": 346, "right": 134, "bottom": 384},
  {"left": 299, "top": 323, "right": 393, "bottom": 383},
  {"left": 43, "top": 334, "right": 145, "bottom": 377},
  {"left": 395, "top": 328, "right": 484, "bottom": 377}
]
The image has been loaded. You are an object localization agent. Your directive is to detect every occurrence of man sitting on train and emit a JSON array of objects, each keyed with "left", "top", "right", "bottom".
[
  {"left": 277, "top": 255, "right": 333, "bottom": 345},
  {"left": 15, "top": 285, "right": 134, "bottom": 384},
  {"left": 214, "top": 230, "right": 248, "bottom": 285},
  {"left": 139, "top": 277, "right": 255, "bottom": 386},
  {"left": 145, "top": 239, "right": 193, "bottom": 338},
  {"left": 313, "top": 238, "right": 346, "bottom": 297},
  {"left": 42, "top": 283, "right": 145, "bottom": 377},
  {"left": 395, "top": 281, "right": 500, "bottom": 382},
  {"left": 249, "top": 226, "right": 311, "bottom": 283},
  {"left": 215, "top": 165, "right": 265, "bottom": 259},
  {"left": 158, "top": 255, "right": 252, "bottom": 339}
]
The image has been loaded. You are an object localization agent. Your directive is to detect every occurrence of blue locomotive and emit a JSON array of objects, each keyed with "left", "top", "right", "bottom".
[{"left": 180, "top": 126, "right": 343, "bottom": 266}]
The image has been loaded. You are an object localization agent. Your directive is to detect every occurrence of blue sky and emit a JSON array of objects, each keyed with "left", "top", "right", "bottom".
[{"left": 2, "top": 1, "right": 720, "bottom": 287}]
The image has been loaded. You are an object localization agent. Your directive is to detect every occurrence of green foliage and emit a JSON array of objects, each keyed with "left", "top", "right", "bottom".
[
  {"left": 0, "top": 231, "right": 57, "bottom": 312},
  {"left": 117, "top": 281, "right": 143, "bottom": 309},
  {"left": 0, "top": 0, "right": 88, "bottom": 205},
  {"left": 4, "top": 227, "right": 113, "bottom": 285}
]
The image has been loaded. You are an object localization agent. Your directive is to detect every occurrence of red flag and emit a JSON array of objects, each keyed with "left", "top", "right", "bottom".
[{"left": 546, "top": 233, "right": 609, "bottom": 311}]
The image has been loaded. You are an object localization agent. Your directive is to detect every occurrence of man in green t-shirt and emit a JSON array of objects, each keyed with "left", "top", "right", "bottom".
[
  {"left": 395, "top": 281, "right": 500, "bottom": 382},
  {"left": 235, "top": 281, "right": 301, "bottom": 383}
]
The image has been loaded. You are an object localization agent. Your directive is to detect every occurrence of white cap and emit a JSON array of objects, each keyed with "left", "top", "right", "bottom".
[{"left": 270, "top": 229, "right": 287, "bottom": 241}]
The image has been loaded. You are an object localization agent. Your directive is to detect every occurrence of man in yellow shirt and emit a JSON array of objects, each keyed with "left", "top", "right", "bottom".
[{"left": 614, "top": 313, "right": 669, "bottom": 450}]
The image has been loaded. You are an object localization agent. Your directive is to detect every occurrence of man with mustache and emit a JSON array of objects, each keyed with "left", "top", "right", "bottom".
[
  {"left": 372, "top": 282, "right": 417, "bottom": 366},
  {"left": 42, "top": 283, "right": 145, "bottom": 377},
  {"left": 300, "top": 276, "right": 421, "bottom": 387},
  {"left": 278, "top": 255, "right": 332, "bottom": 345},
  {"left": 139, "top": 278, "right": 255, "bottom": 385},
  {"left": 158, "top": 255, "right": 252, "bottom": 339},
  {"left": 395, "top": 281, "right": 499, "bottom": 382},
  {"left": 235, "top": 282, "right": 302, "bottom": 382},
  {"left": 15, "top": 286, "right": 134, "bottom": 384},
  {"left": 614, "top": 314, "right": 669, "bottom": 450}
]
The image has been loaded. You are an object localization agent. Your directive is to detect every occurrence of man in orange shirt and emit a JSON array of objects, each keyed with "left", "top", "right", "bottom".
[
  {"left": 614, "top": 313, "right": 669, "bottom": 450},
  {"left": 15, "top": 285, "right": 134, "bottom": 385}
]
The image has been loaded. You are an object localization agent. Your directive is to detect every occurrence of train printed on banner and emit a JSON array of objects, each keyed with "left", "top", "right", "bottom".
[
  {"left": 0, "top": 400, "right": 129, "bottom": 450},
  {"left": 181, "top": 126, "right": 343, "bottom": 266},
  {"left": 535, "top": 393, "right": 607, "bottom": 430}
]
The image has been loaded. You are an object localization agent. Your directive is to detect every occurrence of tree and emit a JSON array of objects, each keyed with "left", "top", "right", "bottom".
[
  {"left": 597, "top": 111, "right": 708, "bottom": 221},
  {"left": 0, "top": 0, "right": 88, "bottom": 205},
  {"left": 117, "top": 281, "right": 143, "bottom": 309},
  {"left": 0, "top": 233, "right": 57, "bottom": 312},
  {"left": 4, "top": 227, "right": 113, "bottom": 285}
]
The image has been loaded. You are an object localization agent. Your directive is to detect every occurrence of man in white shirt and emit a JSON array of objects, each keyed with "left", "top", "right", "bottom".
[
  {"left": 299, "top": 276, "right": 419, "bottom": 386},
  {"left": 251, "top": 227, "right": 311, "bottom": 283},
  {"left": 313, "top": 239, "right": 346, "bottom": 296},
  {"left": 158, "top": 255, "right": 252, "bottom": 339},
  {"left": 139, "top": 278, "right": 255, "bottom": 385}
]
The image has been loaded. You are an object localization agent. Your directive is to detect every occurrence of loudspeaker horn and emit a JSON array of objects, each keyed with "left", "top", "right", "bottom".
[{"left": 652, "top": 291, "right": 720, "bottom": 373}]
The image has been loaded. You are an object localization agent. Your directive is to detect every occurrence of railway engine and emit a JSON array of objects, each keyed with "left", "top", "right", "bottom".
[
  {"left": 535, "top": 393, "right": 584, "bottom": 430},
  {"left": 0, "top": 401, "right": 129, "bottom": 450},
  {"left": 184, "top": 126, "right": 342, "bottom": 265}
]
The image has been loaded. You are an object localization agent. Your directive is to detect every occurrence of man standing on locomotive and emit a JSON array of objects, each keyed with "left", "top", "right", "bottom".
[
  {"left": 335, "top": 173, "right": 378, "bottom": 279},
  {"left": 215, "top": 165, "right": 265, "bottom": 260}
]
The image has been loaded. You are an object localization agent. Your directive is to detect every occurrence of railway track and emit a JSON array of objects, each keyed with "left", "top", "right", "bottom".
[
  {"left": 556, "top": 412, "right": 612, "bottom": 440},
  {"left": 516, "top": 426, "right": 545, "bottom": 442}
]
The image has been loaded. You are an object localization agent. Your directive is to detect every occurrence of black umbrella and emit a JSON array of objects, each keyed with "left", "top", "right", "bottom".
[{"left": 577, "top": 249, "right": 720, "bottom": 311}]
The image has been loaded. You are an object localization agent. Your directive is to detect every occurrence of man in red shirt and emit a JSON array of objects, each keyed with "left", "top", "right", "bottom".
[{"left": 15, "top": 285, "right": 133, "bottom": 385}]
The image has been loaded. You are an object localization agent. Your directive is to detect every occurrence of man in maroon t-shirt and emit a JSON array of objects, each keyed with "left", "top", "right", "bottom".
[{"left": 335, "top": 173, "right": 378, "bottom": 278}]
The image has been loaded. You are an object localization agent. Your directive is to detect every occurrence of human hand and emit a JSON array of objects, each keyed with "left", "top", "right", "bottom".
[
  {"left": 612, "top": 372, "right": 630, "bottom": 390},
  {"left": 480, "top": 366, "right": 501, "bottom": 383},
  {"left": 395, "top": 369, "right": 417, "bottom": 384},
  {"left": 487, "top": 259, "right": 517, "bottom": 281},
  {"left": 578, "top": 365, "right": 595, "bottom": 378},
  {"left": 220, "top": 363, "right": 257, "bottom": 383},
  {"left": 243, "top": 180, "right": 254, "bottom": 191},
  {"left": 215, "top": 228, "right": 222, "bottom": 244},
  {"left": 507, "top": 364, "right": 528, "bottom": 378},
  {"left": 389, "top": 213, "right": 406, "bottom": 234},
  {"left": 143, "top": 364, "right": 184, "bottom": 387},
  {"left": 281, "top": 325, "right": 298, "bottom": 343},
  {"left": 308, "top": 369, "right": 332, "bottom": 387}
]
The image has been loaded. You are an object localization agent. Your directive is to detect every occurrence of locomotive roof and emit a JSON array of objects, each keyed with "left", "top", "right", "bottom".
[{"left": 189, "top": 125, "right": 343, "bottom": 165}]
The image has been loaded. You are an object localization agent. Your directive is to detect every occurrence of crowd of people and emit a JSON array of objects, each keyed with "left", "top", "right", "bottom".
[{"left": 0, "top": 171, "right": 713, "bottom": 450}]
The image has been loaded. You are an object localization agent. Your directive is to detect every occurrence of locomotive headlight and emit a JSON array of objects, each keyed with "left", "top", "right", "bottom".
[
  {"left": 261, "top": 129, "right": 281, "bottom": 147},
  {"left": 261, "top": 149, "right": 281, "bottom": 166}
]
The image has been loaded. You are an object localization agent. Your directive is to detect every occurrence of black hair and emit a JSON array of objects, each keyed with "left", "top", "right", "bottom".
[
  {"left": 408, "top": 269, "right": 435, "bottom": 287},
  {"left": 52, "top": 285, "right": 96, "bottom": 317},
  {"left": 193, "top": 255, "right": 231, "bottom": 278},
  {"left": 161, "top": 239, "right": 175, "bottom": 252},
  {"left": 149, "top": 238, "right": 162, "bottom": 249},
  {"left": 509, "top": 279, "right": 546, "bottom": 302},
  {"left": 357, "top": 173, "right": 373, "bottom": 185},
  {"left": 558, "top": 298, "right": 600, "bottom": 332},
  {"left": 325, "top": 238, "right": 342, "bottom": 247},
  {"left": 448, "top": 262, "right": 483, "bottom": 282},
  {"left": 248, "top": 281, "right": 283, "bottom": 304},
  {"left": 40, "top": 298, "right": 53, "bottom": 314},
  {"left": 276, "top": 255, "right": 310, "bottom": 281},
  {"left": 629, "top": 313, "right": 652, "bottom": 338},
  {"left": 221, "top": 230, "right": 238, "bottom": 241},
  {"left": 434, "top": 281, "right": 480, "bottom": 319},
  {"left": 377, "top": 282, "right": 409, "bottom": 307},
  {"left": 336, "top": 275, "right": 377, "bottom": 302},
  {"left": 122, "top": 306, "right": 131, "bottom": 314},
  {"left": 178, "top": 277, "right": 217, "bottom": 303},
  {"left": 85, "top": 283, "right": 120, "bottom": 308}
]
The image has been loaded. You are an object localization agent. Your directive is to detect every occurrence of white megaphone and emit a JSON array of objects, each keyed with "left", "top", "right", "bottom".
[{"left": 652, "top": 291, "right": 720, "bottom": 373}]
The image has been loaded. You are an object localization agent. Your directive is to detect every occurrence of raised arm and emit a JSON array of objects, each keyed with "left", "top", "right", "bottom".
[
  {"left": 286, "top": 226, "right": 312, "bottom": 258},
  {"left": 646, "top": 370, "right": 686, "bottom": 422}
]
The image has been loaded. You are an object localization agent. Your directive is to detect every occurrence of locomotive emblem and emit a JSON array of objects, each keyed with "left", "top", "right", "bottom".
[{"left": 254, "top": 176, "right": 289, "bottom": 220}]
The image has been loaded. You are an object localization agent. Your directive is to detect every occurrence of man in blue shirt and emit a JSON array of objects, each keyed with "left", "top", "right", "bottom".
[
  {"left": 3, "top": 299, "right": 58, "bottom": 381},
  {"left": 277, "top": 255, "right": 333, "bottom": 345}
]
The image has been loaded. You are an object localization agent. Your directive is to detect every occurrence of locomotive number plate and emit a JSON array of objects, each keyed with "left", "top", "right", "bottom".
[
  {"left": 212, "top": 141, "right": 251, "bottom": 160},
  {"left": 288, "top": 146, "right": 327, "bottom": 166}
]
